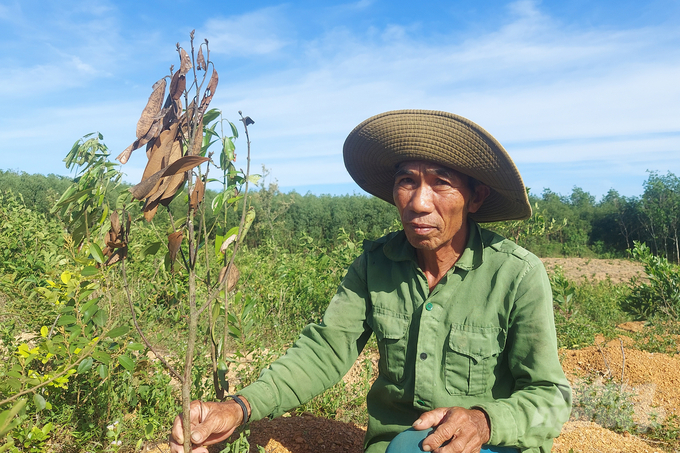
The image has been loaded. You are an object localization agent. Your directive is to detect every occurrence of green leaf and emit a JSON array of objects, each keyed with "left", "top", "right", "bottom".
[
  {"left": 77, "top": 357, "right": 93, "bottom": 374},
  {"left": 229, "top": 121, "right": 239, "bottom": 138},
  {"left": 214, "top": 234, "right": 225, "bottom": 257},
  {"left": 211, "top": 192, "right": 224, "bottom": 214},
  {"left": 82, "top": 304, "right": 99, "bottom": 324},
  {"left": 106, "top": 325, "right": 129, "bottom": 338},
  {"left": 141, "top": 242, "right": 162, "bottom": 258},
  {"left": 92, "top": 310, "right": 107, "bottom": 327},
  {"left": 33, "top": 393, "right": 46, "bottom": 411},
  {"left": 118, "top": 354, "right": 135, "bottom": 371},
  {"left": 97, "top": 364, "right": 108, "bottom": 379},
  {"left": 81, "top": 266, "right": 98, "bottom": 277},
  {"left": 92, "top": 350, "right": 111, "bottom": 365},
  {"left": 126, "top": 342, "right": 145, "bottom": 351},
  {"left": 89, "top": 243, "right": 105, "bottom": 264},
  {"left": 203, "top": 108, "right": 221, "bottom": 125},
  {"left": 218, "top": 359, "right": 229, "bottom": 393},
  {"left": 57, "top": 315, "right": 77, "bottom": 326}
]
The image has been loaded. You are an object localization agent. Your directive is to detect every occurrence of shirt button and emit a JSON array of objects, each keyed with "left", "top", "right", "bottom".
[
  {"left": 425, "top": 303, "right": 433, "bottom": 311},
  {"left": 420, "top": 352, "right": 428, "bottom": 360}
]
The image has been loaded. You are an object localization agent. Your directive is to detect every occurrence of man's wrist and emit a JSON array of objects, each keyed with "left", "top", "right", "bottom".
[
  {"left": 469, "top": 407, "right": 491, "bottom": 443},
  {"left": 228, "top": 395, "right": 251, "bottom": 425}
]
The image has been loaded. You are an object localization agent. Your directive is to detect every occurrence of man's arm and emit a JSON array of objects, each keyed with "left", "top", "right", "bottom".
[{"left": 239, "top": 254, "right": 372, "bottom": 419}]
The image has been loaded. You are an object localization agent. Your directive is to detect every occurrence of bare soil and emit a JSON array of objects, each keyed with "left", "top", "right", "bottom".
[
  {"left": 152, "top": 259, "right": 680, "bottom": 453},
  {"left": 540, "top": 257, "right": 644, "bottom": 284}
]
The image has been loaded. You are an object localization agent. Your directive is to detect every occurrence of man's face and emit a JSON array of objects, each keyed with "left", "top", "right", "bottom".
[{"left": 393, "top": 161, "right": 487, "bottom": 252}]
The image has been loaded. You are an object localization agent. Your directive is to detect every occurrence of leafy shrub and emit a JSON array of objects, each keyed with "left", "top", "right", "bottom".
[
  {"left": 624, "top": 241, "right": 680, "bottom": 319},
  {"left": 571, "top": 379, "right": 635, "bottom": 432}
]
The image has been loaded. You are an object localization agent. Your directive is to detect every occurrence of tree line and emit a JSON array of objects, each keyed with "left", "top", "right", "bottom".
[{"left": 1, "top": 169, "right": 679, "bottom": 262}]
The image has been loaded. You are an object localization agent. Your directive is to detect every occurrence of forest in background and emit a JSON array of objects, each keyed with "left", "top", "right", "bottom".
[{"left": 1, "top": 168, "right": 679, "bottom": 262}]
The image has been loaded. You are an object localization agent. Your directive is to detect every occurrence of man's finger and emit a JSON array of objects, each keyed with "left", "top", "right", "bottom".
[
  {"left": 421, "top": 423, "right": 457, "bottom": 452},
  {"left": 412, "top": 407, "right": 448, "bottom": 430}
]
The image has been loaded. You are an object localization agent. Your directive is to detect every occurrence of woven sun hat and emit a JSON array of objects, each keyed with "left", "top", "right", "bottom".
[{"left": 343, "top": 110, "right": 531, "bottom": 223}]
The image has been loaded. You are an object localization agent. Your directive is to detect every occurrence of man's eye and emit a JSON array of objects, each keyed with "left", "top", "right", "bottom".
[{"left": 435, "top": 178, "right": 452, "bottom": 186}]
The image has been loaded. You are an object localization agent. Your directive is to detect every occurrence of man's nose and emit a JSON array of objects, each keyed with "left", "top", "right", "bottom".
[{"left": 410, "top": 183, "right": 434, "bottom": 213}]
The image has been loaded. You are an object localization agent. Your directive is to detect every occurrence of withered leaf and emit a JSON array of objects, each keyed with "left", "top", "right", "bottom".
[
  {"left": 168, "top": 231, "right": 184, "bottom": 270},
  {"left": 158, "top": 140, "right": 187, "bottom": 206},
  {"left": 159, "top": 172, "right": 186, "bottom": 207},
  {"left": 161, "top": 155, "right": 209, "bottom": 178},
  {"left": 169, "top": 71, "right": 186, "bottom": 101},
  {"left": 197, "top": 47, "right": 205, "bottom": 71},
  {"left": 219, "top": 265, "right": 240, "bottom": 292},
  {"left": 130, "top": 168, "right": 164, "bottom": 200},
  {"left": 142, "top": 123, "right": 179, "bottom": 182},
  {"left": 147, "top": 143, "right": 182, "bottom": 207},
  {"left": 105, "top": 246, "right": 127, "bottom": 266},
  {"left": 197, "top": 69, "right": 218, "bottom": 117},
  {"left": 219, "top": 234, "right": 237, "bottom": 254},
  {"left": 110, "top": 211, "right": 121, "bottom": 237},
  {"left": 117, "top": 118, "right": 162, "bottom": 164},
  {"left": 189, "top": 176, "right": 205, "bottom": 210},
  {"left": 143, "top": 204, "right": 158, "bottom": 222},
  {"left": 136, "top": 78, "right": 167, "bottom": 139},
  {"left": 190, "top": 127, "right": 203, "bottom": 156},
  {"left": 179, "top": 48, "right": 192, "bottom": 76}
]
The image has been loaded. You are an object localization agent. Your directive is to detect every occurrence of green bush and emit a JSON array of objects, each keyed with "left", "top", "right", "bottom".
[
  {"left": 571, "top": 379, "right": 635, "bottom": 432},
  {"left": 624, "top": 241, "right": 680, "bottom": 319}
]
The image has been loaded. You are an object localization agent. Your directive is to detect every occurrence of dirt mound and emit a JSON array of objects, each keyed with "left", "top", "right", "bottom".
[
  {"left": 552, "top": 421, "right": 664, "bottom": 453},
  {"left": 541, "top": 257, "right": 644, "bottom": 284}
]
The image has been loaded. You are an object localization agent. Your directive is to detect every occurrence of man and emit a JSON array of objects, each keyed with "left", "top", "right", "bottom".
[{"left": 171, "top": 110, "right": 571, "bottom": 453}]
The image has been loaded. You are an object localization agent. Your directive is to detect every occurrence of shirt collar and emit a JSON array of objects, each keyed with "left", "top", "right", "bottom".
[{"left": 382, "top": 219, "right": 484, "bottom": 270}]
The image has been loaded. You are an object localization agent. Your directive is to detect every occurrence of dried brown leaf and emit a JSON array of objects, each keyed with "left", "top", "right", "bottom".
[
  {"left": 117, "top": 118, "right": 163, "bottom": 163},
  {"left": 189, "top": 176, "right": 205, "bottom": 209},
  {"left": 158, "top": 140, "right": 187, "bottom": 206},
  {"left": 142, "top": 123, "right": 179, "bottom": 182},
  {"left": 190, "top": 127, "right": 203, "bottom": 156},
  {"left": 219, "top": 234, "right": 237, "bottom": 254},
  {"left": 168, "top": 231, "right": 184, "bottom": 270},
  {"left": 136, "top": 78, "right": 167, "bottom": 139},
  {"left": 105, "top": 246, "right": 127, "bottom": 266},
  {"left": 197, "top": 47, "right": 205, "bottom": 71},
  {"left": 161, "top": 155, "right": 209, "bottom": 178},
  {"left": 197, "top": 69, "right": 218, "bottom": 117},
  {"left": 169, "top": 71, "right": 186, "bottom": 101},
  {"left": 110, "top": 211, "right": 121, "bottom": 237},
  {"left": 218, "top": 265, "right": 240, "bottom": 292},
  {"left": 179, "top": 48, "right": 192, "bottom": 76},
  {"left": 159, "top": 172, "right": 186, "bottom": 207},
  {"left": 143, "top": 204, "right": 158, "bottom": 222},
  {"left": 130, "top": 169, "right": 164, "bottom": 200}
]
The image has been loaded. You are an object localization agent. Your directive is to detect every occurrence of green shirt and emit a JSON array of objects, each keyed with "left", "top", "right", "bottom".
[{"left": 239, "top": 222, "right": 571, "bottom": 452}]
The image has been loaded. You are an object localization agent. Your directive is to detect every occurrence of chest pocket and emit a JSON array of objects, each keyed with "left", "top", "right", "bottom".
[
  {"left": 369, "top": 307, "right": 410, "bottom": 384},
  {"left": 445, "top": 324, "right": 505, "bottom": 396}
]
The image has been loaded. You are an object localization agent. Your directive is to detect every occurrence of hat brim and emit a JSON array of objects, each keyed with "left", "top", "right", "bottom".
[{"left": 343, "top": 110, "right": 531, "bottom": 223}]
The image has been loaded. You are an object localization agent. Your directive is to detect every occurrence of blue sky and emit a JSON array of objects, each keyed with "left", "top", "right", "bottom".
[{"left": 1, "top": 0, "right": 679, "bottom": 200}]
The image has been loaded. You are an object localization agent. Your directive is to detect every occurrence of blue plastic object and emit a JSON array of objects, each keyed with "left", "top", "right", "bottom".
[{"left": 385, "top": 428, "right": 518, "bottom": 453}]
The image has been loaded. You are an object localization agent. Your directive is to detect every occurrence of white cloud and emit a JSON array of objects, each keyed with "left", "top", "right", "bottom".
[{"left": 202, "top": 7, "right": 293, "bottom": 57}]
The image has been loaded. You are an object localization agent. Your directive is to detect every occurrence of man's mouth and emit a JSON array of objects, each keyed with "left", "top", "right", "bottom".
[{"left": 407, "top": 223, "right": 436, "bottom": 235}]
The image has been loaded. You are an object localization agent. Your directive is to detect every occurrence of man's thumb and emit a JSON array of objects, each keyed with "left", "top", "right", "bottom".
[{"left": 190, "top": 423, "right": 209, "bottom": 444}]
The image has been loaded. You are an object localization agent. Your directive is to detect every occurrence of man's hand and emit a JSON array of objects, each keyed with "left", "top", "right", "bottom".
[
  {"left": 170, "top": 399, "right": 249, "bottom": 453},
  {"left": 412, "top": 407, "right": 490, "bottom": 453}
]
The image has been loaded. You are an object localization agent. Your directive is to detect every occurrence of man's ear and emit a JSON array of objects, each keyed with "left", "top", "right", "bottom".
[{"left": 467, "top": 185, "right": 490, "bottom": 214}]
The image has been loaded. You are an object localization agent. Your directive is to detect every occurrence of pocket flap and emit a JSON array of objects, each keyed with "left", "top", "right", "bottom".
[
  {"left": 371, "top": 308, "right": 410, "bottom": 340},
  {"left": 448, "top": 325, "right": 505, "bottom": 361}
]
